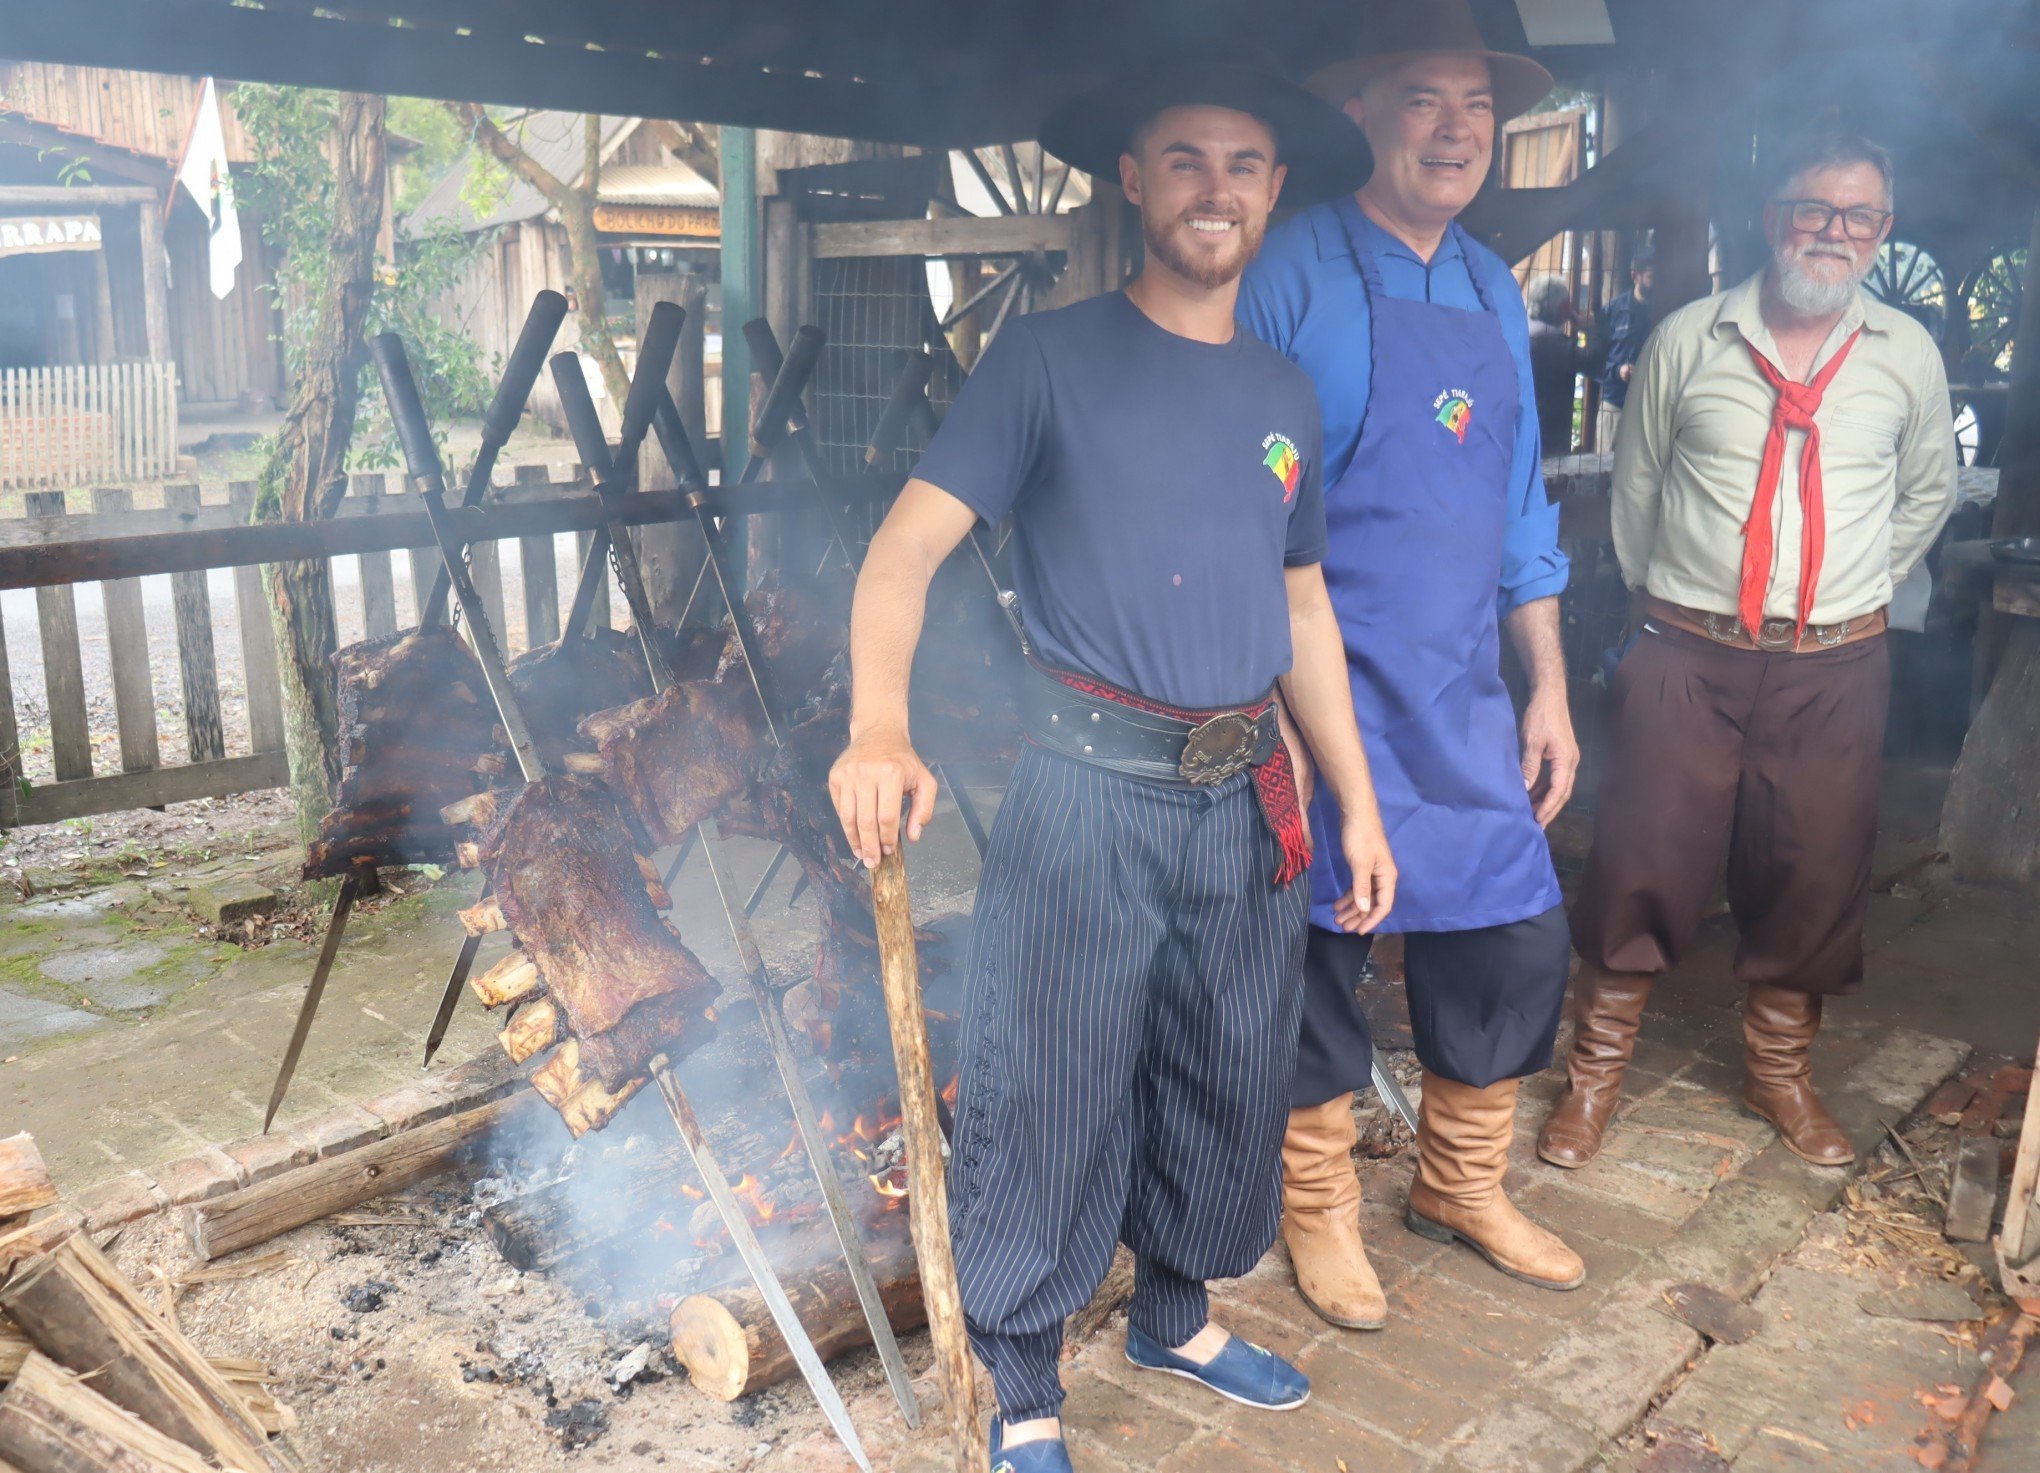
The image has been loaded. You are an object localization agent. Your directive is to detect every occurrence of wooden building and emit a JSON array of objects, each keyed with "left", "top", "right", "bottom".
[{"left": 0, "top": 62, "right": 284, "bottom": 411}]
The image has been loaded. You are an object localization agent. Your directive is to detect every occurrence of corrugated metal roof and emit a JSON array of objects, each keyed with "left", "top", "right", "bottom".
[
  {"left": 595, "top": 162, "right": 718, "bottom": 208},
  {"left": 403, "top": 110, "right": 638, "bottom": 236}
]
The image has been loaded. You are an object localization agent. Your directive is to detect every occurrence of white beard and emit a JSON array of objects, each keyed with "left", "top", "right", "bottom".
[{"left": 1774, "top": 247, "right": 1868, "bottom": 315}]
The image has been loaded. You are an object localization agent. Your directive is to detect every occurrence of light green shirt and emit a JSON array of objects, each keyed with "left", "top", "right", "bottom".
[{"left": 1611, "top": 271, "right": 1957, "bottom": 624}]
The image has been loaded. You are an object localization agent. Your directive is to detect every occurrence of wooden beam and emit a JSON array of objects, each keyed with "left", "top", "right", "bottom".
[
  {"left": 13, "top": 752, "right": 289, "bottom": 826},
  {"left": 0, "top": 185, "right": 160, "bottom": 206},
  {"left": 0, "top": 476, "right": 904, "bottom": 591},
  {"left": 811, "top": 213, "right": 1074, "bottom": 260}
]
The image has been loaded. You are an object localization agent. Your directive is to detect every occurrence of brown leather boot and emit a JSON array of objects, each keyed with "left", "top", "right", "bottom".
[
  {"left": 1281, "top": 1095, "right": 1387, "bottom": 1330},
  {"left": 1406, "top": 1072, "right": 1586, "bottom": 1290},
  {"left": 1537, "top": 967, "right": 1654, "bottom": 1169},
  {"left": 1741, "top": 985, "right": 1854, "bottom": 1166}
]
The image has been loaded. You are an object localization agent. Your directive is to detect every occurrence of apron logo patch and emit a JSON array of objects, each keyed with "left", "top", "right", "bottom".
[
  {"left": 1432, "top": 389, "right": 1474, "bottom": 443},
  {"left": 1262, "top": 432, "right": 1302, "bottom": 502}
]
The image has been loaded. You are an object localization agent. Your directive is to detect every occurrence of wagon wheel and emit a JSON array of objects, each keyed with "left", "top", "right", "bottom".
[
  {"left": 1867, "top": 241, "right": 1946, "bottom": 332},
  {"left": 932, "top": 144, "right": 1074, "bottom": 357},
  {"left": 1962, "top": 247, "right": 2026, "bottom": 372}
]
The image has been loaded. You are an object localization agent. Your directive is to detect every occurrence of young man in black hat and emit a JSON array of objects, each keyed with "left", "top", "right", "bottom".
[{"left": 831, "top": 64, "right": 1392, "bottom": 1473}]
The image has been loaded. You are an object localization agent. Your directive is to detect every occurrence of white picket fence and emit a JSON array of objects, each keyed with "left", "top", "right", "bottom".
[{"left": 0, "top": 362, "right": 179, "bottom": 490}]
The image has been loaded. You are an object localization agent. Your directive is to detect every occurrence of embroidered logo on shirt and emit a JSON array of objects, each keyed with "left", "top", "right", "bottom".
[
  {"left": 1433, "top": 388, "right": 1475, "bottom": 443},
  {"left": 1262, "top": 432, "right": 1302, "bottom": 502}
]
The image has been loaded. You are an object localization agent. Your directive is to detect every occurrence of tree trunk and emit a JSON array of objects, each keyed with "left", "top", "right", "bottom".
[{"left": 256, "top": 92, "right": 389, "bottom": 849}]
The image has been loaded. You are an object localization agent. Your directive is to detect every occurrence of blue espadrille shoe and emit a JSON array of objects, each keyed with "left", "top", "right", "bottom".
[
  {"left": 1123, "top": 1325, "right": 1310, "bottom": 1410},
  {"left": 989, "top": 1416, "right": 1074, "bottom": 1472}
]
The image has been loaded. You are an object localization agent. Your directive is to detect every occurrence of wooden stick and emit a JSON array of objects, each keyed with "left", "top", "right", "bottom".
[
  {"left": 0, "top": 1350, "right": 216, "bottom": 1473},
  {"left": 0, "top": 1233, "right": 280, "bottom": 1471},
  {"left": 184, "top": 1095, "right": 532, "bottom": 1261},
  {"left": 870, "top": 846, "right": 975, "bottom": 1469},
  {"left": 0, "top": 1138, "right": 56, "bottom": 1222}
]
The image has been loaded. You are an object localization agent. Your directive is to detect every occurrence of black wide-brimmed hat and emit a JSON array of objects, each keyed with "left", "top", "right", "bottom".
[{"left": 1039, "top": 59, "right": 1374, "bottom": 206}]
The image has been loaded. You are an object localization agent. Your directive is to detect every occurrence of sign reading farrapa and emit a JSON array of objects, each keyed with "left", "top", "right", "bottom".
[{"left": 0, "top": 215, "right": 104, "bottom": 258}]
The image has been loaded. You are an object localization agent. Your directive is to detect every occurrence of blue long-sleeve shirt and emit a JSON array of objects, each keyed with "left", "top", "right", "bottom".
[
  {"left": 1595, "top": 289, "right": 1652, "bottom": 407},
  {"left": 1238, "top": 200, "right": 1568, "bottom": 614}
]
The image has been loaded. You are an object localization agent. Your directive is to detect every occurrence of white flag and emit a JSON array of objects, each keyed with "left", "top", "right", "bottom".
[{"left": 175, "top": 78, "right": 242, "bottom": 300}]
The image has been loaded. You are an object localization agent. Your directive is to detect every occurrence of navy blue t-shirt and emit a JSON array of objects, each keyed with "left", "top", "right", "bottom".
[{"left": 914, "top": 291, "right": 1326, "bottom": 711}]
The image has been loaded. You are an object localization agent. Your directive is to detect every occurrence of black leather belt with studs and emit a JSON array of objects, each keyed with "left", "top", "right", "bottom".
[{"left": 1018, "top": 659, "right": 1279, "bottom": 786}]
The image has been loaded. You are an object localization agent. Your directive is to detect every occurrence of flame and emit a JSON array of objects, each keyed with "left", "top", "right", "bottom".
[
  {"left": 941, "top": 1075, "right": 959, "bottom": 1110},
  {"left": 734, "top": 1173, "right": 776, "bottom": 1224},
  {"left": 678, "top": 1184, "right": 705, "bottom": 1201},
  {"left": 649, "top": 1214, "right": 680, "bottom": 1237}
]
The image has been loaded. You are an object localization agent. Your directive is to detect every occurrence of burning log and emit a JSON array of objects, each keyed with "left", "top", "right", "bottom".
[
  {"left": 185, "top": 1095, "right": 533, "bottom": 1261},
  {"left": 0, "top": 1232, "right": 282, "bottom": 1470},
  {"left": 479, "top": 776, "right": 718, "bottom": 1090},
  {"left": 0, "top": 1350, "right": 217, "bottom": 1473},
  {"left": 670, "top": 1218, "right": 922, "bottom": 1401}
]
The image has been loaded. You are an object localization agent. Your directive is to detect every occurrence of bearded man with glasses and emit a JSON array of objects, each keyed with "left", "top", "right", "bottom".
[{"left": 1539, "top": 129, "right": 1957, "bottom": 1173}]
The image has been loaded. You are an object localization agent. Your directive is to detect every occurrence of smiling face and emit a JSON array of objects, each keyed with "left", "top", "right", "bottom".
[
  {"left": 1119, "top": 104, "right": 1286, "bottom": 290},
  {"left": 1762, "top": 161, "right": 1892, "bottom": 316},
  {"left": 1346, "top": 53, "right": 1495, "bottom": 229}
]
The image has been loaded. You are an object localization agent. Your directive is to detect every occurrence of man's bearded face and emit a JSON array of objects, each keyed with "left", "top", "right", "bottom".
[
  {"left": 1766, "top": 161, "right": 1890, "bottom": 316},
  {"left": 1121, "top": 105, "right": 1284, "bottom": 289}
]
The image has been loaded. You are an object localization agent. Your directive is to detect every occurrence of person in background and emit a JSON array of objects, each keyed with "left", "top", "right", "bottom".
[
  {"left": 1525, "top": 272, "right": 1582, "bottom": 453},
  {"left": 1542, "top": 129, "right": 1957, "bottom": 1174},
  {"left": 1593, "top": 244, "right": 1655, "bottom": 449}
]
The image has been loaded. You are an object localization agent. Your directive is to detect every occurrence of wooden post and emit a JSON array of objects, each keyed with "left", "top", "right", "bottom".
[
  {"left": 90, "top": 488, "right": 159, "bottom": 775},
  {"left": 25, "top": 491, "right": 91, "bottom": 783},
  {"left": 468, "top": 517, "right": 509, "bottom": 650},
  {"left": 870, "top": 847, "right": 977, "bottom": 1471},
  {"left": 351, "top": 470, "right": 397, "bottom": 639},
  {"left": 134, "top": 202, "right": 171, "bottom": 365},
  {"left": 515, "top": 464, "right": 561, "bottom": 648},
  {"left": 0, "top": 594, "right": 18, "bottom": 827},
  {"left": 574, "top": 527, "right": 613, "bottom": 631},
  {"left": 227, "top": 483, "right": 286, "bottom": 757},
  {"left": 632, "top": 270, "right": 706, "bottom": 625},
  {"left": 163, "top": 484, "right": 225, "bottom": 763}
]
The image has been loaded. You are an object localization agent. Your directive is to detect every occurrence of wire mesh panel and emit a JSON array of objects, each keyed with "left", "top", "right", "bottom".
[{"left": 809, "top": 255, "right": 967, "bottom": 478}]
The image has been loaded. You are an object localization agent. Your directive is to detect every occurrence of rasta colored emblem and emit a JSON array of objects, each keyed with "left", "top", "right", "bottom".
[
  {"left": 1262, "top": 433, "right": 1302, "bottom": 502},
  {"left": 1433, "top": 390, "right": 1474, "bottom": 443}
]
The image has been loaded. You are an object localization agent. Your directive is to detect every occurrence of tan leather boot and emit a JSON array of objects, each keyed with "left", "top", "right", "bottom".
[
  {"left": 1537, "top": 967, "right": 1654, "bottom": 1169},
  {"left": 1281, "top": 1095, "right": 1387, "bottom": 1330},
  {"left": 1741, "top": 985, "right": 1854, "bottom": 1166},
  {"left": 1406, "top": 1072, "right": 1586, "bottom": 1290}
]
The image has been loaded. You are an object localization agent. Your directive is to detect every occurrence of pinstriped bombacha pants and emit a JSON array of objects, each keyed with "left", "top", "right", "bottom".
[{"left": 946, "top": 746, "right": 1309, "bottom": 1421}]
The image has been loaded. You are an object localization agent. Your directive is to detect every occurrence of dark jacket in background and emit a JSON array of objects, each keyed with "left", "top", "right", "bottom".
[
  {"left": 1527, "top": 318, "right": 1579, "bottom": 454},
  {"left": 1594, "top": 289, "right": 1653, "bottom": 408}
]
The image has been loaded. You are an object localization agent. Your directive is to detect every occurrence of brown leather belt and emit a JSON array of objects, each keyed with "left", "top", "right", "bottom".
[{"left": 1639, "top": 594, "right": 1887, "bottom": 652}]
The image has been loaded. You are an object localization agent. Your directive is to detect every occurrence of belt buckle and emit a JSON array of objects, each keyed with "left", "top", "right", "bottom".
[
  {"left": 1180, "top": 711, "right": 1257, "bottom": 786},
  {"left": 1755, "top": 619, "right": 1798, "bottom": 652},
  {"left": 1702, "top": 613, "right": 1743, "bottom": 645}
]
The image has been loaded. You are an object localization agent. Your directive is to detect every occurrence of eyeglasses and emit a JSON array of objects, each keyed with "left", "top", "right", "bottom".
[{"left": 1774, "top": 199, "right": 1892, "bottom": 241}]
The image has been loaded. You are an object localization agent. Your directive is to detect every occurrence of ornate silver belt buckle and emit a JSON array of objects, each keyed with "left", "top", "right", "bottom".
[
  {"left": 1703, "top": 613, "right": 1743, "bottom": 644},
  {"left": 1180, "top": 712, "right": 1257, "bottom": 785},
  {"left": 1755, "top": 619, "right": 1798, "bottom": 652}
]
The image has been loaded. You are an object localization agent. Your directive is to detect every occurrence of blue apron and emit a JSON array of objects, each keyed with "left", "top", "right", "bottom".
[{"left": 1307, "top": 216, "right": 1562, "bottom": 935}]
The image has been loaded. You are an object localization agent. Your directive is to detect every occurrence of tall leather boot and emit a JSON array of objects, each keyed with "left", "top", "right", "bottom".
[
  {"left": 1741, "top": 984, "right": 1854, "bottom": 1166},
  {"left": 1281, "top": 1095, "right": 1387, "bottom": 1330},
  {"left": 1537, "top": 967, "right": 1654, "bottom": 1169},
  {"left": 1406, "top": 1072, "right": 1586, "bottom": 1290}
]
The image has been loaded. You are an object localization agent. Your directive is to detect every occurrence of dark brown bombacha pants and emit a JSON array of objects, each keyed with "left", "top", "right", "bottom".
[{"left": 1571, "top": 623, "right": 1891, "bottom": 997}]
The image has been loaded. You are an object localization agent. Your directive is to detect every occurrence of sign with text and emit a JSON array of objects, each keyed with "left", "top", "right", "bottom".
[
  {"left": 0, "top": 215, "right": 104, "bottom": 258},
  {"left": 591, "top": 203, "right": 718, "bottom": 239}
]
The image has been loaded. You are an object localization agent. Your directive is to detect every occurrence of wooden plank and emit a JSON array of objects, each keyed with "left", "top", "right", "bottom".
[
  {"left": 349, "top": 471, "right": 397, "bottom": 640},
  {"left": 515, "top": 464, "right": 560, "bottom": 648},
  {"left": 89, "top": 488, "right": 158, "bottom": 774},
  {"left": 467, "top": 532, "right": 508, "bottom": 650},
  {"left": 406, "top": 545, "right": 433, "bottom": 626},
  {"left": 186, "top": 1094, "right": 536, "bottom": 1261},
  {"left": 2000, "top": 1030, "right": 2040, "bottom": 1267},
  {"left": 1948, "top": 1133, "right": 2002, "bottom": 1243},
  {"left": 25, "top": 491, "right": 92, "bottom": 783},
  {"left": 811, "top": 213, "right": 1072, "bottom": 259},
  {"left": 14, "top": 751, "right": 289, "bottom": 826},
  {"left": 162, "top": 485, "right": 225, "bottom": 763},
  {"left": 0, "top": 478, "right": 900, "bottom": 589},
  {"left": 226, "top": 484, "right": 285, "bottom": 757}
]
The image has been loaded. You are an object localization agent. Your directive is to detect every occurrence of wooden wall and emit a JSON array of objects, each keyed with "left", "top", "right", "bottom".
[
  {"left": 0, "top": 63, "right": 259, "bottom": 165},
  {"left": 165, "top": 205, "right": 281, "bottom": 407},
  {"left": 428, "top": 217, "right": 578, "bottom": 428}
]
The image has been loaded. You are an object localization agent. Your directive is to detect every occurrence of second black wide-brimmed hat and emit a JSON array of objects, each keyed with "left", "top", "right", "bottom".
[{"left": 1039, "top": 59, "right": 1374, "bottom": 207}]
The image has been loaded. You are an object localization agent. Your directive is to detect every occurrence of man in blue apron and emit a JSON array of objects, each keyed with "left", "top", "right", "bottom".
[
  {"left": 832, "top": 63, "right": 1394, "bottom": 1472},
  {"left": 1240, "top": 0, "right": 1586, "bottom": 1328}
]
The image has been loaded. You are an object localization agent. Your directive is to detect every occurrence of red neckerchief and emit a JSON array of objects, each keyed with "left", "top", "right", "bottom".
[{"left": 1740, "top": 328, "right": 1862, "bottom": 644}]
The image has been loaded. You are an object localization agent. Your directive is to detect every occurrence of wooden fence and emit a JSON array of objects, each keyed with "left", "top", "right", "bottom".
[
  {"left": 0, "top": 363, "right": 180, "bottom": 491},
  {"left": 0, "top": 463, "right": 607, "bottom": 828}
]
